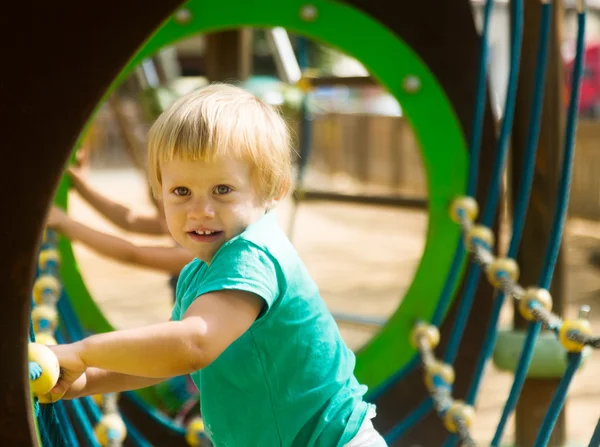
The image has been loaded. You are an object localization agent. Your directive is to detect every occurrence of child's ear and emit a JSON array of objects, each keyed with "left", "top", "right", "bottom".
[{"left": 264, "top": 197, "right": 279, "bottom": 210}]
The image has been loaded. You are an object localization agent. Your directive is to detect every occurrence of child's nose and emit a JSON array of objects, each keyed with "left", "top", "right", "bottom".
[{"left": 188, "top": 199, "right": 215, "bottom": 219}]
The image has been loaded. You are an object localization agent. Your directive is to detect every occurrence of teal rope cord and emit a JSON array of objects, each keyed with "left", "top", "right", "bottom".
[
  {"left": 466, "top": 0, "right": 494, "bottom": 196},
  {"left": 124, "top": 391, "right": 187, "bottom": 436},
  {"left": 490, "top": 321, "right": 542, "bottom": 447},
  {"left": 538, "top": 8, "right": 586, "bottom": 289},
  {"left": 54, "top": 400, "right": 80, "bottom": 447},
  {"left": 450, "top": 0, "right": 525, "bottom": 411},
  {"left": 64, "top": 399, "right": 101, "bottom": 447},
  {"left": 533, "top": 353, "right": 583, "bottom": 447},
  {"left": 491, "top": 5, "right": 584, "bottom": 446},
  {"left": 589, "top": 418, "right": 600, "bottom": 447},
  {"left": 29, "top": 361, "right": 43, "bottom": 381},
  {"left": 383, "top": 398, "right": 433, "bottom": 442}
]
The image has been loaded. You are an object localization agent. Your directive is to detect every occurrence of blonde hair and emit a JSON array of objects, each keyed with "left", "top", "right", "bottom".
[{"left": 147, "top": 83, "right": 292, "bottom": 202}]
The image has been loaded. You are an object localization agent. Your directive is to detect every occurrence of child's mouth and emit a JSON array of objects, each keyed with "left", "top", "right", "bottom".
[{"left": 187, "top": 230, "right": 224, "bottom": 243}]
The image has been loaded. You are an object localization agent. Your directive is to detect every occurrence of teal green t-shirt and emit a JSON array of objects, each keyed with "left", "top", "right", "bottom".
[{"left": 171, "top": 211, "right": 372, "bottom": 447}]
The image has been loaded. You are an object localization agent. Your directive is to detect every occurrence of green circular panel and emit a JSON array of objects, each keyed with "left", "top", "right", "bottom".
[{"left": 56, "top": 0, "right": 467, "bottom": 392}]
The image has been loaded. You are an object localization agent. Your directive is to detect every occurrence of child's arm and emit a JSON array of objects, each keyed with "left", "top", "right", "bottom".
[
  {"left": 49, "top": 290, "right": 263, "bottom": 395},
  {"left": 39, "top": 368, "right": 166, "bottom": 403},
  {"left": 67, "top": 167, "right": 167, "bottom": 236},
  {"left": 47, "top": 206, "right": 192, "bottom": 274}
]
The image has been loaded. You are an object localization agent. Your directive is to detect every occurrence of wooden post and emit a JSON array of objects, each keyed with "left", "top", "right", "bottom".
[
  {"left": 204, "top": 29, "right": 253, "bottom": 82},
  {"left": 510, "top": 1, "right": 566, "bottom": 445}
]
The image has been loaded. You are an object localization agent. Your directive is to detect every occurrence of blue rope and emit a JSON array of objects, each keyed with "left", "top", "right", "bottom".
[
  {"left": 490, "top": 321, "right": 542, "bottom": 447},
  {"left": 29, "top": 361, "right": 43, "bottom": 381},
  {"left": 121, "top": 412, "right": 154, "bottom": 447},
  {"left": 533, "top": 353, "right": 583, "bottom": 447},
  {"left": 54, "top": 400, "right": 80, "bottom": 447},
  {"left": 444, "top": 0, "right": 549, "bottom": 367},
  {"left": 464, "top": 290, "right": 505, "bottom": 403},
  {"left": 589, "top": 418, "right": 600, "bottom": 447},
  {"left": 383, "top": 398, "right": 433, "bottom": 443},
  {"left": 466, "top": 0, "right": 494, "bottom": 196},
  {"left": 506, "top": 2, "right": 553, "bottom": 258},
  {"left": 442, "top": 263, "right": 483, "bottom": 363},
  {"left": 460, "top": 0, "right": 525, "bottom": 408},
  {"left": 124, "top": 391, "right": 187, "bottom": 436},
  {"left": 64, "top": 398, "right": 101, "bottom": 447},
  {"left": 538, "top": 8, "right": 586, "bottom": 289},
  {"left": 489, "top": 5, "right": 586, "bottom": 445}
]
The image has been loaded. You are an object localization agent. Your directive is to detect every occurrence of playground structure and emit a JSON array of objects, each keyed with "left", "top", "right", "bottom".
[{"left": 2, "top": 0, "right": 600, "bottom": 446}]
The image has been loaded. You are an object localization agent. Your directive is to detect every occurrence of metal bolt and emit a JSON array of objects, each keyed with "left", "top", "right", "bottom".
[
  {"left": 300, "top": 5, "right": 318, "bottom": 22},
  {"left": 403, "top": 75, "right": 421, "bottom": 94},
  {"left": 175, "top": 8, "right": 192, "bottom": 24},
  {"left": 578, "top": 305, "right": 591, "bottom": 319}
]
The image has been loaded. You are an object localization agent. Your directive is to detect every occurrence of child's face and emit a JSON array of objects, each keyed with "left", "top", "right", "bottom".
[{"left": 160, "top": 156, "right": 269, "bottom": 264}]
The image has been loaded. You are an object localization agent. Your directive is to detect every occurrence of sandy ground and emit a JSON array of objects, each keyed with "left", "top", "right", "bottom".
[{"left": 66, "top": 168, "right": 600, "bottom": 446}]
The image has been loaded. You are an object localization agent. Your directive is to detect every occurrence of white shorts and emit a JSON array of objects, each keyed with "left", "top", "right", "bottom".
[{"left": 343, "top": 407, "right": 388, "bottom": 447}]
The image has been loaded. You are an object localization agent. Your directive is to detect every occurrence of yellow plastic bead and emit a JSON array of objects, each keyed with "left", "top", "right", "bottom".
[
  {"left": 32, "top": 275, "right": 61, "bottom": 306},
  {"left": 466, "top": 225, "right": 495, "bottom": 251},
  {"left": 29, "top": 343, "right": 60, "bottom": 397},
  {"left": 559, "top": 319, "right": 592, "bottom": 353},
  {"left": 450, "top": 197, "right": 479, "bottom": 224},
  {"left": 186, "top": 417, "right": 206, "bottom": 446},
  {"left": 92, "top": 394, "right": 104, "bottom": 407},
  {"left": 39, "top": 249, "right": 60, "bottom": 271},
  {"left": 35, "top": 333, "right": 57, "bottom": 346},
  {"left": 296, "top": 76, "right": 314, "bottom": 93},
  {"left": 32, "top": 305, "right": 58, "bottom": 334},
  {"left": 424, "top": 361, "right": 455, "bottom": 392},
  {"left": 443, "top": 400, "right": 475, "bottom": 433},
  {"left": 410, "top": 322, "right": 440, "bottom": 349},
  {"left": 518, "top": 288, "right": 553, "bottom": 321},
  {"left": 485, "top": 257, "right": 519, "bottom": 288},
  {"left": 95, "top": 414, "right": 127, "bottom": 446}
]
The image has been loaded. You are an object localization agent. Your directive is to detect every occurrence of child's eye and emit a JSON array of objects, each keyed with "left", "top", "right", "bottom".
[
  {"left": 214, "top": 185, "right": 232, "bottom": 195},
  {"left": 172, "top": 187, "right": 190, "bottom": 196}
]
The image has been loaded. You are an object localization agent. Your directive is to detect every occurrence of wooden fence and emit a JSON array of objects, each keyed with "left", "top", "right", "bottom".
[{"left": 87, "top": 107, "right": 600, "bottom": 220}]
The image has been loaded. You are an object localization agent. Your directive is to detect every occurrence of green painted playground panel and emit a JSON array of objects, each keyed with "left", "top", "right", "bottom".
[{"left": 57, "top": 0, "right": 468, "bottom": 392}]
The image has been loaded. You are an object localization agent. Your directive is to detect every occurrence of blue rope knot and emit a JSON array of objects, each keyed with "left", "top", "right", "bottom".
[
  {"left": 107, "top": 427, "right": 120, "bottom": 441},
  {"left": 494, "top": 270, "right": 509, "bottom": 283},
  {"left": 432, "top": 375, "right": 453, "bottom": 390},
  {"left": 29, "top": 361, "right": 43, "bottom": 381},
  {"left": 471, "top": 237, "right": 491, "bottom": 251}
]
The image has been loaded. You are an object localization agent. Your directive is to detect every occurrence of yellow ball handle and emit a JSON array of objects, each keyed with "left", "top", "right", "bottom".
[
  {"left": 186, "top": 417, "right": 206, "bottom": 446},
  {"left": 29, "top": 343, "right": 60, "bottom": 397},
  {"left": 95, "top": 414, "right": 127, "bottom": 446},
  {"left": 443, "top": 400, "right": 475, "bottom": 433},
  {"left": 559, "top": 319, "right": 593, "bottom": 353}
]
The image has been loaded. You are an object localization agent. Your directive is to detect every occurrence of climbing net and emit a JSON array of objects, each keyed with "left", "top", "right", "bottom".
[{"left": 387, "top": 0, "right": 600, "bottom": 446}]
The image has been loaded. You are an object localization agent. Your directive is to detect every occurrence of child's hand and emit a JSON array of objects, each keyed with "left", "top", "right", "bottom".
[
  {"left": 46, "top": 206, "right": 68, "bottom": 230},
  {"left": 38, "top": 373, "right": 87, "bottom": 404},
  {"left": 48, "top": 343, "right": 87, "bottom": 397},
  {"left": 66, "top": 165, "right": 84, "bottom": 183}
]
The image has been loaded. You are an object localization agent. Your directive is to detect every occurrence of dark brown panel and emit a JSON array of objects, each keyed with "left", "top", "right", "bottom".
[{"left": 0, "top": 1, "right": 185, "bottom": 445}]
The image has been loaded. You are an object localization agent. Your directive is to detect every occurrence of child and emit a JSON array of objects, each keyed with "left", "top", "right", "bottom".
[{"left": 45, "top": 83, "right": 387, "bottom": 446}]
